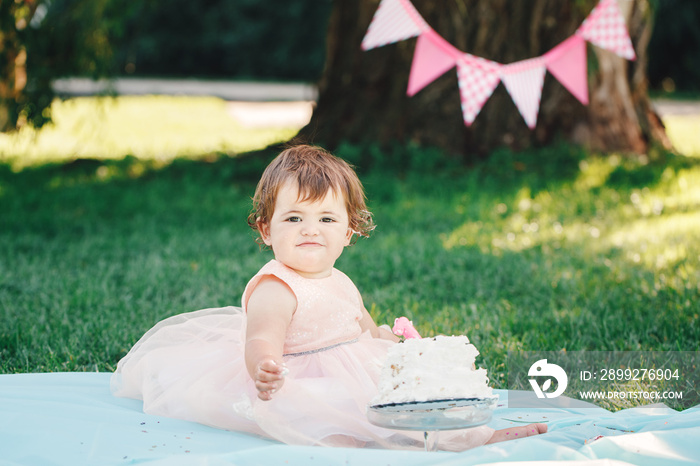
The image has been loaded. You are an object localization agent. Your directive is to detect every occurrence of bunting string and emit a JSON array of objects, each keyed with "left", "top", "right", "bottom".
[{"left": 362, "top": 0, "right": 636, "bottom": 128}]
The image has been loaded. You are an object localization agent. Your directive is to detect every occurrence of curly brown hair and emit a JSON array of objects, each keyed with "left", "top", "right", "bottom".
[{"left": 247, "top": 145, "right": 375, "bottom": 245}]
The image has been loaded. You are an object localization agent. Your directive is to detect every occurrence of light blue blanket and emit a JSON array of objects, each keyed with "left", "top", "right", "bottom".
[{"left": 1, "top": 373, "right": 698, "bottom": 465}]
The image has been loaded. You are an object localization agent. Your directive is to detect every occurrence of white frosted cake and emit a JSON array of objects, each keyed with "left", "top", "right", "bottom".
[{"left": 371, "top": 335, "right": 493, "bottom": 405}]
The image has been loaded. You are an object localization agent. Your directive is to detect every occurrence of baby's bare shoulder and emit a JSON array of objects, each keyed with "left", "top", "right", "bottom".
[{"left": 248, "top": 275, "right": 297, "bottom": 315}]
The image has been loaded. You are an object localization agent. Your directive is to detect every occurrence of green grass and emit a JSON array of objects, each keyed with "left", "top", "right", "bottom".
[
  {"left": 1, "top": 96, "right": 699, "bottom": 411},
  {"left": 0, "top": 96, "right": 299, "bottom": 170}
]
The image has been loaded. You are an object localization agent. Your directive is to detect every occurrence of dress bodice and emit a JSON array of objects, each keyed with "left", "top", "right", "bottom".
[{"left": 242, "top": 260, "right": 363, "bottom": 354}]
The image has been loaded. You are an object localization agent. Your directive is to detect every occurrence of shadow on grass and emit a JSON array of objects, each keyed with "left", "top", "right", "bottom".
[
  {"left": 606, "top": 146, "right": 700, "bottom": 189},
  {"left": 2, "top": 139, "right": 695, "bottom": 203},
  {"left": 0, "top": 145, "right": 280, "bottom": 189}
]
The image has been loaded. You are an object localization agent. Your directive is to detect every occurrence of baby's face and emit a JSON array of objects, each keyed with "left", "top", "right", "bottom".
[{"left": 259, "top": 181, "right": 352, "bottom": 279}]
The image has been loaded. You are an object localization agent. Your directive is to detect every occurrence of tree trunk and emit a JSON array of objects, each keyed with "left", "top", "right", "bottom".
[
  {"left": 0, "top": 1, "right": 37, "bottom": 132},
  {"left": 301, "top": 0, "right": 670, "bottom": 160}
]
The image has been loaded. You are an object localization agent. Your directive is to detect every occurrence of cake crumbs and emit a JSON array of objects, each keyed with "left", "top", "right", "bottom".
[{"left": 585, "top": 435, "right": 605, "bottom": 444}]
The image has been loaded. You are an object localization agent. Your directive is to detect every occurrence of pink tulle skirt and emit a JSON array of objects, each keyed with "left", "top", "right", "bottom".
[{"left": 111, "top": 307, "right": 494, "bottom": 450}]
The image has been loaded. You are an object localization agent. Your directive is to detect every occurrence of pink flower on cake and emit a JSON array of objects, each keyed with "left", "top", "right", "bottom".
[{"left": 392, "top": 317, "right": 422, "bottom": 339}]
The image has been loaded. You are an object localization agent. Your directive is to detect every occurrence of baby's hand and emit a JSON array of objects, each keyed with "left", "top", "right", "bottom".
[{"left": 254, "top": 358, "right": 289, "bottom": 401}]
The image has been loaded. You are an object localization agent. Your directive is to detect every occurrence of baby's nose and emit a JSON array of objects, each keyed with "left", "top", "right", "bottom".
[{"left": 301, "top": 223, "right": 319, "bottom": 235}]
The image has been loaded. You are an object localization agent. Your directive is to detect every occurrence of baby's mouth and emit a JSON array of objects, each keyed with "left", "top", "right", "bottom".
[{"left": 297, "top": 241, "right": 323, "bottom": 247}]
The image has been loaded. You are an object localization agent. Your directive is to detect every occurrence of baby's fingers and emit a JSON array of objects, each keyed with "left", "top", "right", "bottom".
[
  {"left": 256, "top": 377, "right": 286, "bottom": 401},
  {"left": 258, "top": 359, "right": 289, "bottom": 377},
  {"left": 256, "top": 368, "right": 282, "bottom": 383},
  {"left": 255, "top": 379, "right": 279, "bottom": 399},
  {"left": 254, "top": 359, "right": 288, "bottom": 400}
]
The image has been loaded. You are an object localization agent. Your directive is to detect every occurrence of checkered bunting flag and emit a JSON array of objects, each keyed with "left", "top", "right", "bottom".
[
  {"left": 577, "top": 0, "right": 636, "bottom": 60},
  {"left": 362, "top": 0, "right": 429, "bottom": 51},
  {"left": 456, "top": 55, "right": 502, "bottom": 126}
]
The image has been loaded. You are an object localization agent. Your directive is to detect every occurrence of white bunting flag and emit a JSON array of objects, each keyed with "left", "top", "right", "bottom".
[
  {"left": 456, "top": 54, "right": 502, "bottom": 126},
  {"left": 577, "top": 0, "right": 636, "bottom": 60},
  {"left": 362, "top": 0, "right": 429, "bottom": 51},
  {"left": 501, "top": 57, "right": 547, "bottom": 128}
]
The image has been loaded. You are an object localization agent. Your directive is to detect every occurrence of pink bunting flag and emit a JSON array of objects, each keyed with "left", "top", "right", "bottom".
[
  {"left": 544, "top": 35, "right": 589, "bottom": 105},
  {"left": 456, "top": 54, "right": 502, "bottom": 126},
  {"left": 362, "top": 0, "right": 429, "bottom": 51},
  {"left": 500, "top": 57, "right": 547, "bottom": 128},
  {"left": 576, "top": 0, "right": 636, "bottom": 60},
  {"left": 407, "top": 29, "right": 461, "bottom": 96}
]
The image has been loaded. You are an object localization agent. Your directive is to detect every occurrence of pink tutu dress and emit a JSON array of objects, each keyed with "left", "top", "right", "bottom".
[{"left": 111, "top": 260, "right": 494, "bottom": 450}]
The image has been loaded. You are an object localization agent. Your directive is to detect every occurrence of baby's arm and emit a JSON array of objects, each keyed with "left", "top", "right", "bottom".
[
  {"left": 245, "top": 276, "right": 296, "bottom": 401},
  {"left": 358, "top": 297, "right": 400, "bottom": 343}
]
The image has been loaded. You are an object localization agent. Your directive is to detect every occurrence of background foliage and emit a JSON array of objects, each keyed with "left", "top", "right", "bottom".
[
  {"left": 2, "top": 0, "right": 697, "bottom": 134},
  {"left": 647, "top": 0, "right": 700, "bottom": 93},
  {"left": 109, "top": 0, "right": 333, "bottom": 81},
  {"left": 110, "top": 0, "right": 698, "bottom": 90},
  {"left": 1, "top": 0, "right": 120, "bottom": 130}
]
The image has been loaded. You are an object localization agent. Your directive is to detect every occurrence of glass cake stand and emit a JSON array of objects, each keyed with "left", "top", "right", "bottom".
[{"left": 367, "top": 397, "right": 498, "bottom": 452}]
